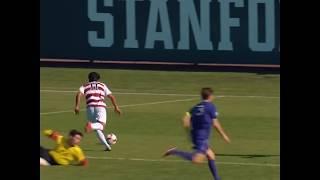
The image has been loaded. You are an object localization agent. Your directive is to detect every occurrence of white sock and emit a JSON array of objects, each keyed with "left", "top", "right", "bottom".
[
  {"left": 91, "top": 123, "right": 103, "bottom": 130},
  {"left": 40, "top": 158, "right": 50, "bottom": 166},
  {"left": 95, "top": 130, "right": 111, "bottom": 149}
]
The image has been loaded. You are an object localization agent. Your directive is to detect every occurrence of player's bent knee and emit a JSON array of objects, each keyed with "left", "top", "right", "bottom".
[
  {"left": 206, "top": 149, "right": 216, "bottom": 160},
  {"left": 192, "top": 158, "right": 202, "bottom": 164},
  {"left": 98, "top": 121, "right": 106, "bottom": 127},
  {"left": 192, "top": 153, "right": 206, "bottom": 164},
  {"left": 40, "top": 158, "right": 50, "bottom": 166},
  {"left": 206, "top": 153, "right": 216, "bottom": 160},
  {"left": 206, "top": 155, "right": 215, "bottom": 160}
]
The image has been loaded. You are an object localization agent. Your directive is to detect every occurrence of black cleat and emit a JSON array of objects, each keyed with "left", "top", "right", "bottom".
[
  {"left": 104, "top": 147, "right": 112, "bottom": 151},
  {"left": 163, "top": 147, "right": 177, "bottom": 157}
]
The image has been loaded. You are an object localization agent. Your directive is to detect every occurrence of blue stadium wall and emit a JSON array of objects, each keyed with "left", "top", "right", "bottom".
[{"left": 40, "top": 0, "right": 280, "bottom": 65}]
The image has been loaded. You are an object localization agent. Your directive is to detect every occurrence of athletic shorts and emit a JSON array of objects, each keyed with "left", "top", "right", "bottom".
[
  {"left": 86, "top": 106, "right": 107, "bottom": 124},
  {"left": 192, "top": 139, "right": 209, "bottom": 154},
  {"left": 40, "top": 146, "right": 58, "bottom": 165}
]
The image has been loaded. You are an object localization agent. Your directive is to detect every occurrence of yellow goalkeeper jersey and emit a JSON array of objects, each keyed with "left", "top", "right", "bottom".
[{"left": 44, "top": 130, "right": 86, "bottom": 165}]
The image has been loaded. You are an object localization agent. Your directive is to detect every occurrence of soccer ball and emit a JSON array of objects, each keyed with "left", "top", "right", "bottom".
[{"left": 107, "top": 133, "right": 117, "bottom": 145}]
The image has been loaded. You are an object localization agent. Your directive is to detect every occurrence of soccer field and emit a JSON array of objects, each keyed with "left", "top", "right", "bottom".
[{"left": 40, "top": 67, "right": 280, "bottom": 180}]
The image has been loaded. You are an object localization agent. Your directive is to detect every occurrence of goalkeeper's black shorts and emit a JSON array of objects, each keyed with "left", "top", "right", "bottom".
[{"left": 40, "top": 146, "right": 59, "bottom": 165}]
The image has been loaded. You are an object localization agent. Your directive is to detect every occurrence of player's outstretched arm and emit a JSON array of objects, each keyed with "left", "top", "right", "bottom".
[
  {"left": 74, "top": 92, "right": 82, "bottom": 114},
  {"left": 213, "top": 119, "right": 231, "bottom": 143},
  {"left": 74, "top": 148, "right": 88, "bottom": 166},
  {"left": 107, "top": 94, "right": 121, "bottom": 115},
  {"left": 182, "top": 112, "right": 191, "bottom": 129},
  {"left": 182, "top": 112, "right": 191, "bottom": 141},
  {"left": 43, "top": 129, "right": 61, "bottom": 141},
  {"left": 78, "top": 159, "right": 88, "bottom": 166}
]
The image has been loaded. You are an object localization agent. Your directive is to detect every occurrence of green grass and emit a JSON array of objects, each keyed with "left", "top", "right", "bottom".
[{"left": 40, "top": 67, "right": 280, "bottom": 180}]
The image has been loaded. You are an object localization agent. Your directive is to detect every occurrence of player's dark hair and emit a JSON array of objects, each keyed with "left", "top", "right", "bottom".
[
  {"left": 201, "top": 87, "right": 214, "bottom": 100},
  {"left": 88, "top": 72, "right": 100, "bottom": 82},
  {"left": 69, "top": 129, "right": 83, "bottom": 137}
]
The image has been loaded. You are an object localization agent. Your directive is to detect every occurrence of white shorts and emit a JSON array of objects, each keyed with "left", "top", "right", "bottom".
[{"left": 86, "top": 106, "right": 107, "bottom": 124}]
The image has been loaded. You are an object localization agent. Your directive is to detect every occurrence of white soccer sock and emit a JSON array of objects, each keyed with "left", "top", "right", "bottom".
[
  {"left": 91, "top": 123, "right": 104, "bottom": 130},
  {"left": 40, "top": 158, "right": 50, "bottom": 166},
  {"left": 95, "top": 130, "right": 111, "bottom": 149}
]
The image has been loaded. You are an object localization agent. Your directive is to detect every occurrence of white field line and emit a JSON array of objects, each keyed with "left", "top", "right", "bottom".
[
  {"left": 40, "top": 89, "right": 279, "bottom": 99},
  {"left": 40, "top": 98, "right": 198, "bottom": 115},
  {"left": 86, "top": 156, "right": 279, "bottom": 167}
]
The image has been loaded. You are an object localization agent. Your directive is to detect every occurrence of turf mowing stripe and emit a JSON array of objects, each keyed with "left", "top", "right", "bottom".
[
  {"left": 41, "top": 87, "right": 148, "bottom": 91},
  {"left": 40, "top": 89, "right": 196, "bottom": 96},
  {"left": 40, "top": 110, "right": 76, "bottom": 115},
  {"left": 86, "top": 156, "right": 280, "bottom": 167},
  {"left": 40, "top": 98, "right": 198, "bottom": 115},
  {"left": 40, "top": 89, "right": 279, "bottom": 99},
  {"left": 119, "top": 98, "right": 198, "bottom": 107}
]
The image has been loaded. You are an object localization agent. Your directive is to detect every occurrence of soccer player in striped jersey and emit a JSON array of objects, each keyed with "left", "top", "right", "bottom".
[
  {"left": 74, "top": 72, "right": 121, "bottom": 151},
  {"left": 163, "top": 88, "right": 230, "bottom": 180}
]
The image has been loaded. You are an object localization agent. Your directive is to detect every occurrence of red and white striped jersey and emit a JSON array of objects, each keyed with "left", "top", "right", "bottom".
[{"left": 79, "top": 81, "right": 112, "bottom": 108}]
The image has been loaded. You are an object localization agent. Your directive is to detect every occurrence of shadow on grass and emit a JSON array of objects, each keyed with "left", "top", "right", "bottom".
[{"left": 216, "top": 154, "right": 280, "bottom": 159}]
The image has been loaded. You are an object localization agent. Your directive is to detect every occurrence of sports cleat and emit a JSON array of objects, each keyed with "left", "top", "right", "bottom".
[
  {"left": 85, "top": 122, "right": 93, "bottom": 133},
  {"left": 104, "top": 148, "right": 111, "bottom": 151},
  {"left": 104, "top": 139, "right": 112, "bottom": 151},
  {"left": 163, "top": 147, "right": 177, "bottom": 157},
  {"left": 104, "top": 146, "right": 112, "bottom": 151}
]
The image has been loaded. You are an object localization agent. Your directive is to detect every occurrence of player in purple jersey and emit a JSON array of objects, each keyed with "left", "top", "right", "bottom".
[{"left": 163, "top": 88, "right": 230, "bottom": 180}]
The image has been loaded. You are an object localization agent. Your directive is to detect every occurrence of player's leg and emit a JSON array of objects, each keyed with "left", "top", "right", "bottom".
[
  {"left": 93, "top": 107, "right": 111, "bottom": 151},
  {"left": 163, "top": 147, "right": 193, "bottom": 161},
  {"left": 85, "top": 107, "right": 111, "bottom": 150},
  {"left": 89, "top": 121, "right": 104, "bottom": 131},
  {"left": 164, "top": 148, "right": 207, "bottom": 163},
  {"left": 85, "top": 107, "right": 96, "bottom": 132},
  {"left": 191, "top": 152, "right": 207, "bottom": 164},
  {"left": 206, "top": 148, "right": 221, "bottom": 180},
  {"left": 163, "top": 142, "right": 208, "bottom": 163},
  {"left": 191, "top": 142, "right": 209, "bottom": 164},
  {"left": 86, "top": 106, "right": 106, "bottom": 131},
  {"left": 40, "top": 146, "right": 54, "bottom": 166}
]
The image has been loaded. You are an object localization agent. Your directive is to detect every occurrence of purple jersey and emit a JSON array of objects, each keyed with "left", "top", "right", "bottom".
[{"left": 190, "top": 101, "right": 217, "bottom": 142}]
